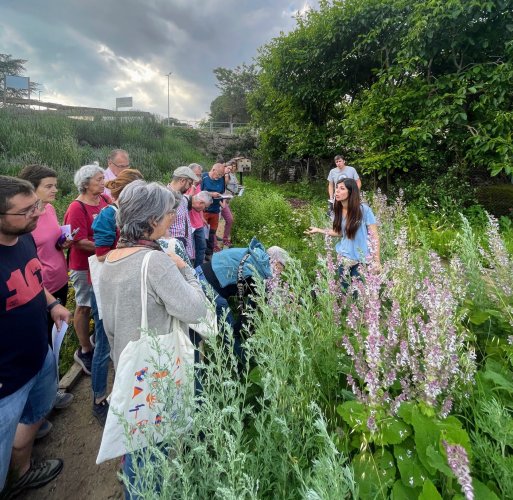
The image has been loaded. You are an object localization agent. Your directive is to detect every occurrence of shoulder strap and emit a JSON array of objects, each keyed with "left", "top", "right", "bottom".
[
  {"left": 185, "top": 194, "right": 192, "bottom": 211},
  {"left": 100, "top": 194, "right": 110, "bottom": 205},
  {"left": 236, "top": 253, "right": 251, "bottom": 310},
  {"left": 140, "top": 251, "right": 154, "bottom": 334},
  {"left": 72, "top": 199, "right": 88, "bottom": 219}
]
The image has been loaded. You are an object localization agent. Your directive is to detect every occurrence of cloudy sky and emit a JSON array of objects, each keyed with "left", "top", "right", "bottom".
[{"left": 0, "top": 0, "right": 318, "bottom": 122}]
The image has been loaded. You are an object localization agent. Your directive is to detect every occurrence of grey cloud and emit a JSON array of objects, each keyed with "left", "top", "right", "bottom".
[{"left": 1, "top": 0, "right": 318, "bottom": 120}]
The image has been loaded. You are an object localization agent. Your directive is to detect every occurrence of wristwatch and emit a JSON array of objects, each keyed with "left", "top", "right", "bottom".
[{"left": 47, "top": 298, "right": 61, "bottom": 312}]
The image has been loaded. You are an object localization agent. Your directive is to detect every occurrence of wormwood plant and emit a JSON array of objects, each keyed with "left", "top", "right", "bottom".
[{"left": 123, "top": 271, "right": 356, "bottom": 499}]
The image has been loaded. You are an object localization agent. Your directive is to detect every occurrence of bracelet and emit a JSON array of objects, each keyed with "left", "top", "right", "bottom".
[{"left": 47, "top": 299, "right": 61, "bottom": 312}]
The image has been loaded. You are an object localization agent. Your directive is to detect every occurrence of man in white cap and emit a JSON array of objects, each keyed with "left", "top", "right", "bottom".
[{"left": 167, "top": 166, "right": 200, "bottom": 261}]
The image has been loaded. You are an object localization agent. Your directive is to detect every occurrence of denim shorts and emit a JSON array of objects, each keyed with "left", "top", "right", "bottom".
[
  {"left": 0, "top": 347, "right": 57, "bottom": 489},
  {"left": 70, "top": 269, "right": 92, "bottom": 307}
]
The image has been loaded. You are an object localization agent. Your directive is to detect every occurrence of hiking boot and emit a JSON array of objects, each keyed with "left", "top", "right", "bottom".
[
  {"left": 35, "top": 419, "right": 52, "bottom": 440},
  {"left": 2, "top": 459, "right": 63, "bottom": 498},
  {"left": 93, "top": 399, "right": 109, "bottom": 427},
  {"left": 74, "top": 348, "right": 93, "bottom": 375},
  {"left": 54, "top": 390, "right": 74, "bottom": 410}
]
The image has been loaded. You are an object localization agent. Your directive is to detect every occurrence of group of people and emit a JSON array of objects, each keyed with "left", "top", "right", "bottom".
[
  {"left": 0, "top": 150, "right": 379, "bottom": 499},
  {"left": 0, "top": 151, "right": 280, "bottom": 499}
]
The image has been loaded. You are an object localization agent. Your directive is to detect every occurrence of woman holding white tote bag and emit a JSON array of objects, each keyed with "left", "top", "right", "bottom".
[{"left": 97, "top": 181, "right": 206, "bottom": 498}]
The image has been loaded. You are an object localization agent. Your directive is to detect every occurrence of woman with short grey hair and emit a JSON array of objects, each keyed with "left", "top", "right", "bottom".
[
  {"left": 64, "top": 164, "right": 110, "bottom": 375},
  {"left": 98, "top": 180, "right": 206, "bottom": 495},
  {"left": 116, "top": 180, "right": 177, "bottom": 243},
  {"left": 74, "top": 164, "right": 105, "bottom": 194}
]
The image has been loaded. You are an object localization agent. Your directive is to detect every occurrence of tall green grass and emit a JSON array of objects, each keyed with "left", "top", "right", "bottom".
[{"left": 0, "top": 109, "right": 212, "bottom": 193}]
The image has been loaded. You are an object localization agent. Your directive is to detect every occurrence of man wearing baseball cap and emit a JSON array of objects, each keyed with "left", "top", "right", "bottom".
[{"left": 167, "top": 166, "right": 199, "bottom": 261}]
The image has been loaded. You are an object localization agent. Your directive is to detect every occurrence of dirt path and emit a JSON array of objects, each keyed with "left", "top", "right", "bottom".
[{"left": 19, "top": 373, "right": 123, "bottom": 500}]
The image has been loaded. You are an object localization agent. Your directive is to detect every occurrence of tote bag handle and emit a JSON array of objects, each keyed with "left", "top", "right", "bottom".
[{"left": 139, "top": 250, "right": 153, "bottom": 335}]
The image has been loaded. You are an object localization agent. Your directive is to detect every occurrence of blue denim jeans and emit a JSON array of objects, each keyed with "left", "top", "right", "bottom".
[
  {"left": 0, "top": 347, "right": 57, "bottom": 489},
  {"left": 193, "top": 228, "right": 206, "bottom": 268},
  {"left": 338, "top": 263, "right": 361, "bottom": 294},
  {"left": 91, "top": 290, "right": 110, "bottom": 400}
]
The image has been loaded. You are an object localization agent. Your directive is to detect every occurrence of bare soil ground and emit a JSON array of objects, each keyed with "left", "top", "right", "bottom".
[{"left": 19, "top": 373, "right": 123, "bottom": 500}]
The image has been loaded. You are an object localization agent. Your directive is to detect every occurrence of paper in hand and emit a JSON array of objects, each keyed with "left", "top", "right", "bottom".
[
  {"left": 60, "top": 224, "right": 72, "bottom": 238},
  {"left": 51, "top": 321, "right": 68, "bottom": 372}
]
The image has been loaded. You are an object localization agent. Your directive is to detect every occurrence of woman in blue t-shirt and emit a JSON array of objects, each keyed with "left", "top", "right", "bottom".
[{"left": 306, "top": 178, "right": 380, "bottom": 288}]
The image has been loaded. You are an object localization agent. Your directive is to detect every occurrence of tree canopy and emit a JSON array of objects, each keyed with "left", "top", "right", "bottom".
[
  {"left": 209, "top": 63, "right": 258, "bottom": 123},
  {"left": 249, "top": 0, "right": 513, "bottom": 179}
]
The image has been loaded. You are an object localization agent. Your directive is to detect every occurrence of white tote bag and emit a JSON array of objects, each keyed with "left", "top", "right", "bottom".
[
  {"left": 96, "top": 251, "right": 195, "bottom": 464},
  {"left": 88, "top": 255, "right": 104, "bottom": 319}
]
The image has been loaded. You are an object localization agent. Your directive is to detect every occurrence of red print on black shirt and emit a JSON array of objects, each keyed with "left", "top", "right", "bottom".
[{"left": 5, "top": 257, "right": 44, "bottom": 311}]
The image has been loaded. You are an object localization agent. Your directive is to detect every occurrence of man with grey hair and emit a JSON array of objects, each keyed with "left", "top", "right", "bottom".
[
  {"left": 167, "top": 166, "right": 199, "bottom": 261},
  {"left": 104, "top": 149, "right": 129, "bottom": 197}
]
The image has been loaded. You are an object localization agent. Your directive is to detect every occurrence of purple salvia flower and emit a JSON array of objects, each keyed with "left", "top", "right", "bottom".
[{"left": 443, "top": 441, "right": 474, "bottom": 500}]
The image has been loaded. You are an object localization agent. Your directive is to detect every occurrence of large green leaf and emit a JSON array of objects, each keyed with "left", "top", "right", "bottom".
[
  {"left": 391, "top": 480, "right": 420, "bottom": 500},
  {"left": 374, "top": 417, "right": 412, "bottom": 446},
  {"left": 411, "top": 408, "right": 440, "bottom": 475},
  {"left": 337, "top": 400, "right": 371, "bottom": 432},
  {"left": 353, "top": 449, "right": 396, "bottom": 500},
  {"left": 394, "top": 441, "right": 429, "bottom": 489},
  {"left": 468, "top": 309, "right": 491, "bottom": 325},
  {"left": 418, "top": 479, "right": 442, "bottom": 500},
  {"left": 472, "top": 479, "right": 500, "bottom": 500}
]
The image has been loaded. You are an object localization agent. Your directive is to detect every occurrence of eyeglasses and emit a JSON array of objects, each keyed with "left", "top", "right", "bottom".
[
  {"left": 0, "top": 199, "right": 44, "bottom": 218},
  {"left": 111, "top": 161, "right": 130, "bottom": 169}
]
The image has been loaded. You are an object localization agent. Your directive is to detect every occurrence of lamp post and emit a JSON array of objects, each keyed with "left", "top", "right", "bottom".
[{"left": 167, "top": 72, "right": 172, "bottom": 126}]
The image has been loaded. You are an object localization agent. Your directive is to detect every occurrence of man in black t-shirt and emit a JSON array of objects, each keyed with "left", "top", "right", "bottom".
[{"left": 0, "top": 176, "right": 71, "bottom": 496}]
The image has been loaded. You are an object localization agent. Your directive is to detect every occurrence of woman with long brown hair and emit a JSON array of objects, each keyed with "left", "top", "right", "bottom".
[{"left": 306, "top": 178, "right": 380, "bottom": 287}]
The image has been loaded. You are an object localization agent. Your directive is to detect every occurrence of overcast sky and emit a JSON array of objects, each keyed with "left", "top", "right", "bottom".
[{"left": 0, "top": 0, "right": 318, "bottom": 122}]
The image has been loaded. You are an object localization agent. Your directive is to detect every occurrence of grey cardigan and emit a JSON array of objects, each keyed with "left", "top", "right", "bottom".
[{"left": 99, "top": 248, "right": 206, "bottom": 370}]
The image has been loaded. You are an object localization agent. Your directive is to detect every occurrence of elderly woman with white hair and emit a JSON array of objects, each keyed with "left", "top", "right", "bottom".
[
  {"left": 64, "top": 164, "right": 110, "bottom": 375},
  {"left": 98, "top": 180, "right": 206, "bottom": 496}
]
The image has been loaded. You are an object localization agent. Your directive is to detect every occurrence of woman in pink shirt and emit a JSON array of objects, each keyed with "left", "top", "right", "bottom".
[
  {"left": 19, "top": 164, "right": 74, "bottom": 411},
  {"left": 19, "top": 165, "right": 70, "bottom": 339}
]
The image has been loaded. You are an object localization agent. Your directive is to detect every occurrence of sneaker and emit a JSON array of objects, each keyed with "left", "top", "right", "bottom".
[
  {"left": 3, "top": 459, "right": 63, "bottom": 498},
  {"left": 54, "top": 390, "right": 74, "bottom": 410},
  {"left": 92, "top": 399, "right": 109, "bottom": 427},
  {"left": 74, "top": 348, "right": 93, "bottom": 375},
  {"left": 35, "top": 420, "right": 53, "bottom": 440},
  {"left": 89, "top": 334, "right": 96, "bottom": 348}
]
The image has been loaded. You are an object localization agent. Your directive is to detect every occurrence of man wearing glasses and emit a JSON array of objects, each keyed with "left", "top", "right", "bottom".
[
  {"left": 0, "top": 176, "right": 71, "bottom": 497},
  {"left": 104, "top": 149, "right": 130, "bottom": 197}
]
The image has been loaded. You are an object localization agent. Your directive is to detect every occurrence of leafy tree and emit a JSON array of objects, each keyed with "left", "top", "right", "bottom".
[
  {"left": 209, "top": 63, "right": 258, "bottom": 123},
  {"left": 250, "top": 0, "right": 513, "bottom": 180},
  {"left": 0, "top": 54, "right": 38, "bottom": 104}
]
